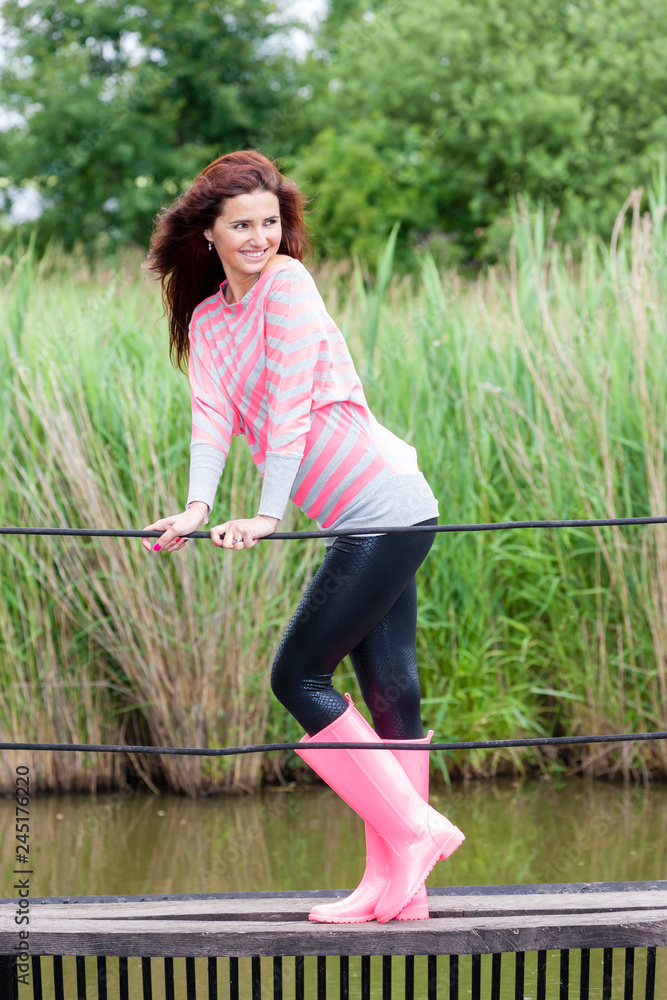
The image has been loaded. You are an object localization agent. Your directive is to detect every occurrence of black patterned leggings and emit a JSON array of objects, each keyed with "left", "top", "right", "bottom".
[{"left": 270, "top": 517, "right": 438, "bottom": 739}]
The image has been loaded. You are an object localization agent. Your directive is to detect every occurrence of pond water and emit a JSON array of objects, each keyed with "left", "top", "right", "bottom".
[
  {"left": 1, "top": 776, "right": 665, "bottom": 998},
  {"left": 2, "top": 775, "right": 665, "bottom": 897}
]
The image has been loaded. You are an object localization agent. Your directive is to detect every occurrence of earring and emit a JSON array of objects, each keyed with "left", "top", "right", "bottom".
[{"left": 207, "top": 240, "right": 213, "bottom": 251}]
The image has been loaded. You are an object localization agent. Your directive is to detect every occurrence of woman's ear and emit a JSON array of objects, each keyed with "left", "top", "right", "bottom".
[{"left": 204, "top": 230, "right": 212, "bottom": 243}]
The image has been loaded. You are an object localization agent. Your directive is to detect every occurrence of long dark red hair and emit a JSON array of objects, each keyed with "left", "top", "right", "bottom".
[{"left": 145, "top": 149, "right": 314, "bottom": 371}]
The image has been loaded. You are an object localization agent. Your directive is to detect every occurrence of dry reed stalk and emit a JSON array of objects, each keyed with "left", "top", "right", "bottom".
[
  {"left": 623, "top": 192, "right": 667, "bottom": 767},
  {"left": 6, "top": 360, "right": 307, "bottom": 794},
  {"left": 0, "top": 553, "right": 127, "bottom": 793},
  {"left": 482, "top": 192, "right": 667, "bottom": 778}
]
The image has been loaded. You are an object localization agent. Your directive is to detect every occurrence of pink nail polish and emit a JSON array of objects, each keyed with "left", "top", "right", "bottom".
[{"left": 153, "top": 543, "right": 161, "bottom": 551}]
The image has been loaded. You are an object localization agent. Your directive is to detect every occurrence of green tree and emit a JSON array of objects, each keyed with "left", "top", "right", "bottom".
[
  {"left": 284, "top": 0, "right": 667, "bottom": 266},
  {"left": 0, "top": 0, "right": 301, "bottom": 251}
]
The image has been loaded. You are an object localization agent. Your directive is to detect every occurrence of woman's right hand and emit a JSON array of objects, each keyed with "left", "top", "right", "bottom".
[{"left": 141, "top": 504, "right": 208, "bottom": 553}]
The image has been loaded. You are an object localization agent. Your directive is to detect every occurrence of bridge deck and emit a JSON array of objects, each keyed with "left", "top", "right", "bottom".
[{"left": 1, "top": 882, "right": 666, "bottom": 957}]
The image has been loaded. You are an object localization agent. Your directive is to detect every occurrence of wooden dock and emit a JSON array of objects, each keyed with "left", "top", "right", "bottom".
[
  {"left": 1, "top": 883, "right": 666, "bottom": 956},
  {"left": 0, "top": 882, "right": 665, "bottom": 998}
]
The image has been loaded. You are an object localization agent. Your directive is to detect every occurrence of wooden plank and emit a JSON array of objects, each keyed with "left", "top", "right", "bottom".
[
  {"left": 3, "top": 890, "right": 665, "bottom": 925},
  {"left": 1, "top": 881, "right": 663, "bottom": 913},
  {"left": 3, "top": 881, "right": 663, "bottom": 907},
  {"left": 1, "top": 908, "right": 665, "bottom": 957}
]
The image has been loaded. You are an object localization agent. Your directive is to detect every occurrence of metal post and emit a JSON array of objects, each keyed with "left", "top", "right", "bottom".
[{"left": 0, "top": 955, "right": 17, "bottom": 1000}]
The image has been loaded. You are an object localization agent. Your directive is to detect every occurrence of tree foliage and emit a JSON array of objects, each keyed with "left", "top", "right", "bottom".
[
  {"left": 0, "top": 0, "right": 299, "bottom": 251},
  {"left": 2, "top": 0, "right": 667, "bottom": 264},
  {"left": 284, "top": 0, "right": 667, "bottom": 265}
]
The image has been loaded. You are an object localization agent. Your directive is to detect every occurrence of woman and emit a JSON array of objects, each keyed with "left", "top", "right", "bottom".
[{"left": 143, "top": 149, "right": 464, "bottom": 924}]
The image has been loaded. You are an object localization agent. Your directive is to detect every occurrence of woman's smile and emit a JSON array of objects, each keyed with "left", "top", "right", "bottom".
[{"left": 239, "top": 248, "right": 269, "bottom": 258}]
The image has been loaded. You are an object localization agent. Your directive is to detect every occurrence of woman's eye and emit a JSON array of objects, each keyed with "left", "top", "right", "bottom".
[{"left": 234, "top": 220, "right": 278, "bottom": 229}]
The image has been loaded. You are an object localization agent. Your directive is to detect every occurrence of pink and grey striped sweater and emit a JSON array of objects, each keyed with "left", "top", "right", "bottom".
[{"left": 186, "top": 257, "right": 438, "bottom": 536}]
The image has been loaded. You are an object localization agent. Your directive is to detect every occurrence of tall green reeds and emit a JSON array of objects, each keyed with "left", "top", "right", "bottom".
[{"left": 0, "top": 177, "right": 665, "bottom": 793}]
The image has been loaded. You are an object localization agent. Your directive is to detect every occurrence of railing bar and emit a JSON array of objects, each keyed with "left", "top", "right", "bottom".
[
  {"left": 119, "top": 956, "right": 129, "bottom": 1000},
  {"left": 515, "top": 953, "right": 525, "bottom": 1000},
  {"left": 383, "top": 955, "right": 392, "bottom": 1000},
  {"left": 53, "top": 955, "right": 65, "bottom": 1000},
  {"left": 32, "top": 955, "right": 43, "bottom": 1000},
  {"left": 97, "top": 956, "right": 108, "bottom": 1000},
  {"left": 340, "top": 956, "right": 349, "bottom": 1000},
  {"left": 491, "top": 953, "right": 502, "bottom": 1000},
  {"left": 141, "top": 957, "right": 153, "bottom": 1000},
  {"left": 537, "top": 950, "right": 547, "bottom": 1000},
  {"left": 603, "top": 948, "right": 613, "bottom": 1000},
  {"left": 76, "top": 955, "right": 87, "bottom": 1000},
  {"left": 208, "top": 956, "right": 218, "bottom": 1000},
  {"left": 450, "top": 954, "right": 459, "bottom": 1000},
  {"left": 318, "top": 956, "right": 327, "bottom": 1000},
  {"left": 428, "top": 955, "right": 437, "bottom": 1000},
  {"left": 560, "top": 949, "right": 570, "bottom": 1000},
  {"left": 645, "top": 947, "right": 656, "bottom": 1000},
  {"left": 405, "top": 955, "right": 415, "bottom": 1000},
  {"left": 252, "top": 956, "right": 261, "bottom": 1000},
  {"left": 273, "top": 956, "right": 283, "bottom": 1000},
  {"left": 164, "top": 957, "right": 175, "bottom": 1000},
  {"left": 229, "top": 957, "right": 239, "bottom": 1000},
  {"left": 624, "top": 948, "right": 635, "bottom": 1000},
  {"left": 186, "top": 956, "right": 196, "bottom": 1000},
  {"left": 295, "top": 956, "right": 305, "bottom": 1000},
  {"left": 580, "top": 949, "right": 590, "bottom": 1000},
  {"left": 362, "top": 955, "right": 371, "bottom": 1000},
  {"left": 10, "top": 955, "right": 18, "bottom": 1000},
  {"left": 472, "top": 953, "right": 481, "bottom": 1000},
  {"left": 0, "top": 957, "right": 17, "bottom": 1000}
]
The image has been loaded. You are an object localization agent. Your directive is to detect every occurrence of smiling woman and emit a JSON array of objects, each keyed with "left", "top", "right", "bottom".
[
  {"left": 141, "top": 149, "right": 463, "bottom": 925},
  {"left": 203, "top": 190, "right": 284, "bottom": 304}
]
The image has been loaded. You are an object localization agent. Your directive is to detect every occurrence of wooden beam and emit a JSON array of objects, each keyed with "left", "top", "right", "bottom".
[
  {"left": 0, "top": 892, "right": 665, "bottom": 957},
  {"left": 2, "top": 890, "right": 665, "bottom": 925}
]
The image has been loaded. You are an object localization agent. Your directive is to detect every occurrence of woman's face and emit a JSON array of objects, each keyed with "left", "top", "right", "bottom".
[{"left": 204, "top": 190, "right": 282, "bottom": 278}]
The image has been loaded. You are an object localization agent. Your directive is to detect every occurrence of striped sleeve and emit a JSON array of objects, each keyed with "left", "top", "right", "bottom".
[
  {"left": 258, "top": 271, "right": 323, "bottom": 520},
  {"left": 186, "top": 316, "right": 234, "bottom": 513}
]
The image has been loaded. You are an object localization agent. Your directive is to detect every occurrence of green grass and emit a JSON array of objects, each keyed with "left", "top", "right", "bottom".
[{"left": 1, "top": 179, "right": 666, "bottom": 794}]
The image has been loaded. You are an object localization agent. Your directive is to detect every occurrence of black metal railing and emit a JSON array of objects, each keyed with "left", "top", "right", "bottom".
[{"left": 0, "top": 947, "right": 660, "bottom": 1000}]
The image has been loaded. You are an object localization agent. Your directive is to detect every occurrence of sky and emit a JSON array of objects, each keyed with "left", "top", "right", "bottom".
[
  {"left": 280, "top": 0, "right": 329, "bottom": 39},
  {"left": 261, "top": 0, "right": 329, "bottom": 58}
]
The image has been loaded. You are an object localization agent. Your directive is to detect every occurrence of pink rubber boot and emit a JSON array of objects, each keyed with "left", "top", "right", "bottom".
[
  {"left": 306, "top": 732, "right": 435, "bottom": 923},
  {"left": 392, "top": 734, "right": 436, "bottom": 921},
  {"left": 295, "top": 695, "right": 464, "bottom": 925}
]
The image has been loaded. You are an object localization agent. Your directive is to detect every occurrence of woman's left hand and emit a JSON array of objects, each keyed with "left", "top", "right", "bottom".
[{"left": 211, "top": 514, "right": 279, "bottom": 550}]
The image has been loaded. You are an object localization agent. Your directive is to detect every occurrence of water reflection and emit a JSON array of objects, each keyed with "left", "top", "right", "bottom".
[{"left": 1, "top": 776, "right": 665, "bottom": 897}]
